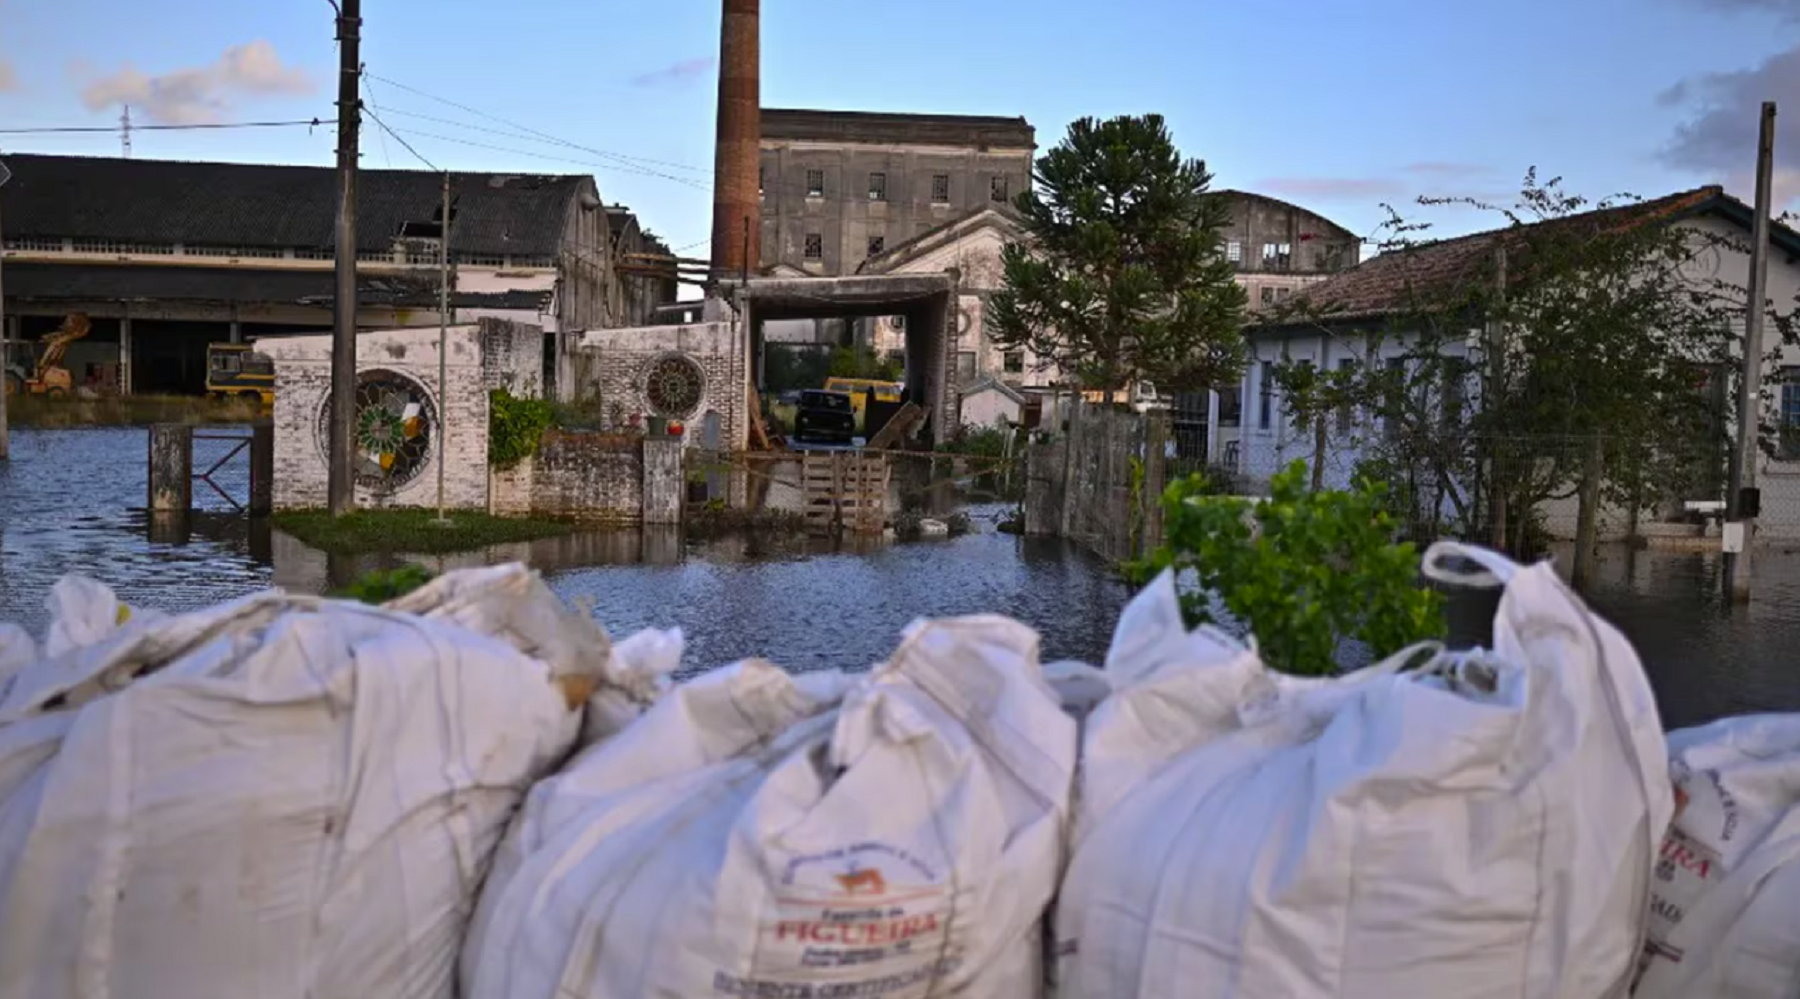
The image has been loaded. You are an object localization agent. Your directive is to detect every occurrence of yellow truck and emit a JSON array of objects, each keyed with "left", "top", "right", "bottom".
[
  {"left": 823, "top": 377, "right": 903, "bottom": 429},
  {"left": 206, "top": 344, "right": 275, "bottom": 407}
]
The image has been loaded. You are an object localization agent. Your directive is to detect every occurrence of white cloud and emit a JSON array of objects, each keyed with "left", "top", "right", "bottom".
[
  {"left": 1660, "top": 44, "right": 1800, "bottom": 208},
  {"left": 79, "top": 40, "right": 313, "bottom": 125}
]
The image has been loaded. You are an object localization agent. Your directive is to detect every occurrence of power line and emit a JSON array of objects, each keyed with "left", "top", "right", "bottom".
[
  {"left": 385, "top": 125, "right": 706, "bottom": 190},
  {"left": 363, "top": 73, "right": 706, "bottom": 177},
  {"left": 364, "top": 106, "right": 439, "bottom": 172},
  {"left": 362, "top": 73, "right": 395, "bottom": 169},
  {"left": 0, "top": 118, "right": 335, "bottom": 135}
]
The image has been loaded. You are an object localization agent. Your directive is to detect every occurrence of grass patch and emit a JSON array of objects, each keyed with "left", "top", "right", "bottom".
[
  {"left": 6, "top": 394, "right": 266, "bottom": 428},
  {"left": 274, "top": 508, "right": 574, "bottom": 555}
]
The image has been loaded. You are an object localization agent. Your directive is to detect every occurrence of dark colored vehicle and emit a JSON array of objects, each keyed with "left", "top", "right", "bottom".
[{"left": 793, "top": 390, "right": 856, "bottom": 444}]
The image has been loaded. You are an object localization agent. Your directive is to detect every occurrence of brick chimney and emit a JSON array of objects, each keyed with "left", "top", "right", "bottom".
[{"left": 710, "top": 0, "right": 759, "bottom": 283}]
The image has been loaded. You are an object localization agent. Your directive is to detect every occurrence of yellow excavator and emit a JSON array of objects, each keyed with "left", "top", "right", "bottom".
[{"left": 2, "top": 313, "right": 90, "bottom": 399}]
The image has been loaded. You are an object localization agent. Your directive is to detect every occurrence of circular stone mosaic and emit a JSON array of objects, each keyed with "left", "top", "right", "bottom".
[
  {"left": 643, "top": 353, "right": 706, "bottom": 419},
  {"left": 314, "top": 369, "right": 438, "bottom": 492}
]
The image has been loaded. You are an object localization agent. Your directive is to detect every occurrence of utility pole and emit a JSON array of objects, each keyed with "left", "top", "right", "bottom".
[
  {"left": 327, "top": 0, "right": 362, "bottom": 517},
  {"left": 1726, "top": 100, "right": 1777, "bottom": 603},
  {"left": 0, "top": 154, "right": 11, "bottom": 463},
  {"left": 1487, "top": 245, "right": 1508, "bottom": 551},
  {"left": 434, "top": 171, "right": 451, "bottom": 524}
]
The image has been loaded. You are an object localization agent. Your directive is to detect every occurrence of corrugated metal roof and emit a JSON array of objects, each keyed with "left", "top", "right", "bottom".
[{"left": 0, "top": 154, "right": 591, "bottom": 257}]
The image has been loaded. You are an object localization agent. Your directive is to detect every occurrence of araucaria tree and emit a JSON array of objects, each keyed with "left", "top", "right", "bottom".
[{"left": 989, "top": 114, "right": 1248, "bottom": 393}]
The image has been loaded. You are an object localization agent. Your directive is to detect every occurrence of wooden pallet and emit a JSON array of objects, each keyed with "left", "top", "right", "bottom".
[{"left": 801, "top": 451, "right": 891, "bottom": 535}]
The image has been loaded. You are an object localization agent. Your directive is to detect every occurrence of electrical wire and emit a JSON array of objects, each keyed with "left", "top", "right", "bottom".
[
  {"left": 0, "top": 119, "right": 334, "bottom": 135},
  {"left": 363, "top": 106, "right": 440, "bottom": 172}
]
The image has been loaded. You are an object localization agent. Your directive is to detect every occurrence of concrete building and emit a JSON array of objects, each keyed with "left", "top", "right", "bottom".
[
  {"left": 759, "top": 109, "right": 1036, "bottom": 280},
  {"left": 0, "top": 154, "right": 673, "bottom": 397},
  {"left": 1239, "top": 185, "right": 1800, "bottom": 541}
]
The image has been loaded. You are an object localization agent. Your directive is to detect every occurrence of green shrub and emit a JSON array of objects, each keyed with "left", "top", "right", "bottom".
[
  {"left": 331, "top": 565, "right": 435, "bottom": 604},
  {"left": 1132, "top": 459, "right": 1444, "bottom": 675},
  {"left": 489, "top": 389, "right": 556, "bottom": 467}
]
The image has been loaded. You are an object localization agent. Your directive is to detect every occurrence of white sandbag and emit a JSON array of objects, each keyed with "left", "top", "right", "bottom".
[
  {"left": 1633, "top": 713, "right": 1800, "bottom": 999},
  {"left": 0, "top": 563, "right": 624, "bottom": 999},
  {"left": 0, "top": 624, "right": 34, "bottom": 691},
  {"left": 41, "top": 574, "right": 164, "bottom": 659},
  {"left": 463, "top": 614, "right": 1078, "bottom": 999},
  {"left": 1054, "top": 543, "right": 1673, "bottom": 999}
]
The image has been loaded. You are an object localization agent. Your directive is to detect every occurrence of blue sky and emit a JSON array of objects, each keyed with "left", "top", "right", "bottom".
[{"left": 2, "top": 0, "right": 1798, "bottom": 256}]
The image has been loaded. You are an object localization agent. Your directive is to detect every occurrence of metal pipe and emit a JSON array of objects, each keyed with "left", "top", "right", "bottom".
[{"left": 327, "top": 0, "right": 362, "bottom": 516}]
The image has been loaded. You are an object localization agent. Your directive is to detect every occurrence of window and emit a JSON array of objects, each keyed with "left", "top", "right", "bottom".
[
  {"left": 1259, "top": 287, "right": 1276, "bottom": 306},
  {"left": 867, "top": 236, "right": 885, "bottom": 256},
  {"left": 868, "top": 172, "right": 887, "bottom": 201},
  {"left": 804, "top": 233, "right": 823, "bottom": 260},
  {"left": 1218, "top": 384, "right": 1244, "bottom": 427},
  {"left": 931, "top": 174, "right": 951, "bottom": 203},
  {"left": 759, "top": 166, "right": 765, "bottom": 195},
  {"left": 1258, "top": 361, "right": 1275, "bottom": 429},
  {"left": 1003, "top": 350, "right": 1025, "bottom": 374},
  {"left": 1781, "top": 372, "right": 1800, "bottom": 458},
  {"left": 990, "top": 176, "right": 1009, "bottom": 203},
  {"left": 891, "top": 315, "right": 906, "bottom": 331},
  {"left": 1262, "top": 242, "right": 1292, "bottom": 270},
  {"left": 1336, "top": 358, "right": 1359, "bottom": 435},
  {"left": 1226, "top": 240, "right": 1242, "bottom": 264},
  {"left": 806, "top": 169, "right": 825, "bottom": 197},
  {"left": 957, "top": 351, "right": 978, "bottom": 383},
  {"left": 1384, "top": 357, "right": 1406, "bottom": 440},
  {"left": 1441, "top": 358, "right": 1468, "bottom": 428},
  {"left": 1275, "top": 287, "right": 1292, "bottom": 302}
]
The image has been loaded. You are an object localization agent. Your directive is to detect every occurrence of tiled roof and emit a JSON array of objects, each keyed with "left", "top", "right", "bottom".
[
  {"left": 0, "top": 154, "right": 591, "bottom": 257},
  {"left": 1, "top": 261, "right": 547, "bottom": 311},
  {"left": 1277, "top": 186, "right": 1734, "bottom": 323}
]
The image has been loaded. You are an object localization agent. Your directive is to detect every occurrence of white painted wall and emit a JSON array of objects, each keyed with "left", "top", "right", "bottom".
[{"left": 961, "top": 385, "right": 1022, "bottom": 429}]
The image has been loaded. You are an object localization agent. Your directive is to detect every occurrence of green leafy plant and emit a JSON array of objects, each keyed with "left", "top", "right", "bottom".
[
  {"left": 488, "top": 388, "right": 556, "bottom": 468},
  {"left": 1133, "top": 460, "right": 1444, "bottom": 675},
  {"left": 331, "top": 565, "right": 435, "bottom": 605}
]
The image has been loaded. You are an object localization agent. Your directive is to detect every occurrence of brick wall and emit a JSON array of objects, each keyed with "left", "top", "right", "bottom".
[
  {"left": 488, "top": 430, "right": 645, "bottom": 523},
  {"left": 573, "top": 321, "right": 748, "bottom": 454},
  {"left": 259, "top": 322, "right": 542, "bottom": 512}
]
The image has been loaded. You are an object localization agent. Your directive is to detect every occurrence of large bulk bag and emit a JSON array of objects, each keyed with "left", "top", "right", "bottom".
[
  {"left": 1054, "top": 542, "right": 1673, "bottom": 999},
  {"left": 462, "top": 613, "right": 1078, "bottom": 999},
  {"left": 0, "top": 565, "right": 645, "bottom": 999},
  {"left": 1634, "top": 713, "right": 1800, "bottom": 999}
]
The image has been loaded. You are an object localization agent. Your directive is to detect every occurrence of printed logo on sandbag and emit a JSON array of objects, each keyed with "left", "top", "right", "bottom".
[{"left": 717, "top": 841, "right": 960, "bottom": 998}]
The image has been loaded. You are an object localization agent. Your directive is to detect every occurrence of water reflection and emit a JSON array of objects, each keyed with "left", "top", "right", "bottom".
[{"left": 3, "top": 426, "right": 1799, "bottom": 726}]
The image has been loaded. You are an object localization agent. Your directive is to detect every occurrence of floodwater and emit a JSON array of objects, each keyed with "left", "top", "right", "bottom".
[{"left": 2, "top": 425, "right": 1797, "bottom": 729}]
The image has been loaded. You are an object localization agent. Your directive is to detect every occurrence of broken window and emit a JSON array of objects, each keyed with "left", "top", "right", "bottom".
[
  {"left": 932, "top": 174, "right": 951, "bottom": 203},
  {"left": 867, "top": 236, "right": 885, "bottom": 256},
  {"left": 806, "top": 169, "right": 825, "bottom": 197},
  {"left": 1259, "top": 286, "right": 1276, "bottom": 306},
  {"left": 990, "top": 176, "right": 1009, "bottom": 203},
  {"left": 804, "top": 233, "right": 823, "bottom": 260},
  {"left": 1003, "top": 350, "right": 1025, "bottom": 374},
  {"left": 1263, "top": 242, "right": 1292, "bottom": 270},
  {"left": 868, "top": 173, "right": 887, "bottom": 201}
]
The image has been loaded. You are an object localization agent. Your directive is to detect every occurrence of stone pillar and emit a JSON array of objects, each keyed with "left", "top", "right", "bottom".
[
  {"left": 119, "top": 317, "right": 133, "bottom": 396},
  {"left": 641, "top": 435, "right": 683, "bottom": 526},
  {"left": 147, "top": 423, "right": 192, "bottom": 512},
  {"left": 249, "top": 422, "right": 274, "bottom": 516}
]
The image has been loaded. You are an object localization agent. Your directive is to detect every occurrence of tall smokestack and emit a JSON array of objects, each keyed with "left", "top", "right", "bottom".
[{"left": 710, "top": 0, "right": 759, "bottom": 283}]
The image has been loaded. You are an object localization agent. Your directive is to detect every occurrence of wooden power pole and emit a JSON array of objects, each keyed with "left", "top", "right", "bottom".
[{"left": 327, "top": 0, "right": 363, "bottom": 516}]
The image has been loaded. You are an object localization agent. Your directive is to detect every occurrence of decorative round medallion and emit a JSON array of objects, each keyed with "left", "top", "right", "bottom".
[
  {"left": 314, "top": 369, "right": 438, "bottom": 492},
  {"left": 643, "top": 353, "right": 705, "bottom": 419}
]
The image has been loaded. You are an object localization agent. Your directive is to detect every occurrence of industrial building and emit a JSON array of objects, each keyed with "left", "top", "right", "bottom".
[{"left": 0, "top": 154, "right": 673, "bottom": 396}]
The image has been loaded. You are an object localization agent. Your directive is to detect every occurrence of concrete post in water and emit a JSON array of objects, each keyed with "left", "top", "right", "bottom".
[
  {"left": 642, "top": 432, "right": 684, "bottom": 526},
  {"left": 1727, "top": 100, "right": 1777, "bottom": 603},
  {"left": 148, "top": 424, "right": 193, "bottom": 513},
  {"left": 249, "top": 422, "right": 274, "bottom": 516},
  {"left": 1572, "top": 435, "right": 1604, "bottom": 591}
]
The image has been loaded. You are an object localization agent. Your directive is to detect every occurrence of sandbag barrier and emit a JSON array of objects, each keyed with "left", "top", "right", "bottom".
[{"left": 0, "top": 545, "right": 1794, "bottom": 999}]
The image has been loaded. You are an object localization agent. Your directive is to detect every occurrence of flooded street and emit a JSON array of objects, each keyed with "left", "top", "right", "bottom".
[{"left": 2, "top": 426, "right": 1797, "bottom": 728}]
